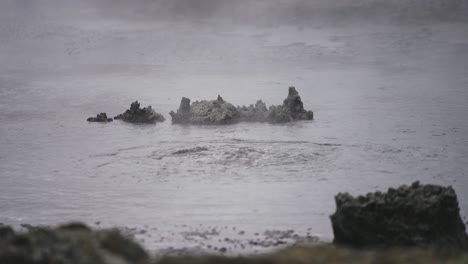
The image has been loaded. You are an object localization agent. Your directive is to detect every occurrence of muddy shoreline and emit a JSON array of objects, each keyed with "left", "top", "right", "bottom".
[
  {"left": 2, "top": 221, "right": 468, "bottom": 264},
  {"left": 4, "top": 221, "right": 323, "bottom": 256},
  {"left": 2, "top": 182, "right": 468, "bottom": 263}
]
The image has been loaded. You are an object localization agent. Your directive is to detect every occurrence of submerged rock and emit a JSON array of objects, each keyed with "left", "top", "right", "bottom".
[
  {"left": 172, "top": 146, "right": 209, "bottom": 155},
  {"left": 87, "top": 112, "right": 113, "bottom": 122},
  {"left": 170, "top": 87, "right": 313, "bottom": 125},
  {"left": 330, "top": 182, "right": 468, "bottom": 250},
  {"left": 114, "top": 101, "right": 165, "bottom": 124},
  {"left": 0, "top": 223, "right": 149, "bottom": 264},
  {"left": 170, "top": 95, "right": 240, "bottom": 125}
]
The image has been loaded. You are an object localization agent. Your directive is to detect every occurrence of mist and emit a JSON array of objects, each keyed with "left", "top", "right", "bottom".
[{"left": 0, "top": 0, "right": 468, "bottom": 256}]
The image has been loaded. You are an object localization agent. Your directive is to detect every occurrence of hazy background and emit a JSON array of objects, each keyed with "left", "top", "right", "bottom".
[{"left": 1, "top": 0, "right": 467, "bottom": 254}]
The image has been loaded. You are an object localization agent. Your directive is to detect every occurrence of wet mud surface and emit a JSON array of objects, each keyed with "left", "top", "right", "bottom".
[{"left": 0, "top": 0, "right": 467, "bottom": 255}]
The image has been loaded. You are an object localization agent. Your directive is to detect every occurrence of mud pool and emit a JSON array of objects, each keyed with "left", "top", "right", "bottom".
[{"left": 0, "top": 0, "right": 467, "bottom": 255}]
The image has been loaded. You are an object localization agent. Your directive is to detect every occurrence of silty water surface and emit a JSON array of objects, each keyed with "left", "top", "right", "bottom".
[{"left": 0, "top": 0, "right": 467, "bottom": 254}]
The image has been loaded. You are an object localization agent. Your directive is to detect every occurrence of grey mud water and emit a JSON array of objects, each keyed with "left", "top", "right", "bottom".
[{"left": 0, "top": 0, "right": 468, "bottom": 255}]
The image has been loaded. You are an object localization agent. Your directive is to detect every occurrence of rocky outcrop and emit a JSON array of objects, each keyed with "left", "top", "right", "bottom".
[
  {"left": 330, "top": 182, "right": 468, "bottom": 250},
  {"left": 266, "top": 87, "right": 313, "bottom": 123},
  {"left": 0, "top": 222, "right": 149, "bottom": 264},
  {"left": 170, "top": 95, "right": 240, "bottom": 125},
  {"left": 87, "top": 113, "right": 113, "bottom": 122},
  {"left": 237, "top": 100, "right": 269, "bottom": 122},
  {"left": 170, "top": 87, "right": 313, "bottom": 125},
  {"left": 114, "top": 101, "right": 165, "bottom": 124}
]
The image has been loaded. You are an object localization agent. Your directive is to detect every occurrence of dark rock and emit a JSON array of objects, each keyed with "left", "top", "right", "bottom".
[
  {"left": 87, "top": 112, "right": 113, "bottom": 122},
  {"left": 266, "top": 87, "right": 313, "bottom": 123},
  {"left": 170, "top": 96, "right": 240, "bottom": 125},
  {"left": 266, "top": 105, "right": 293, "bottom": 123},
  {"left": 169, "top": 97, "right": 191, "bottom": 124},
  {"left": 98, "top": 229, "right": 149, "bottom": 263},
  {"left": 170, "top": 87, "right": 313, "bottom": 125},
  {"left": 114, "top": 101, "right": 165, "bottom": 124},
  {"left": 172, "top": 146, "right": 209, "bottom": 155},
  {"left": 58, "top": 222, "right": 92, "bottom": 232},
  {"left": 0, "top": 222, "right": 149, "bottom": 264},
  {"left": 330, "top": 182, "right": 468, "bottom": 250},
  {"left": 218, "top": 247, "right": 227, "bottom": 253},
  {"left": 0, "top": 226, "right": 14, "bottom": 239},
  {"left": 283, "top": 87, "right": 306, "bottom": 114},
  {"left": 237, "top": 100, "right": 269, "bottom": 122},
  {"left": 240, "top": 87, "right": 313, "bottom": 123},
  {"left": 179, "top": 97, "right": 191, "bottom": 114}
]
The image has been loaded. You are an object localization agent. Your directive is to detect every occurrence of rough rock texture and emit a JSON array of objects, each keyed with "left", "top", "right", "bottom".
[
  {"left": 114, "top": 101, "right": 165, "bottom": 124},
  {"left": 87, "top": 113, "right": 113, "bottom": 122},
  {"left": 237, "top": 100, "right": 269, "bottom": 122},
  {"left": 170, "top": 87, "right": 313, "bottom": 125},
  {"left": 330, "top": 182, "right": 468, "bottom": 250},
  {"left": 0, "top": 222, "right": 149, "bottom": 264},
  {"left": 265, "top": 87, "right": 313, "bottom": 123},
  {"left": 170, "top": 95, "right": 240, "bottom": 125},
  {"left": 168, "top": 97, "right": 191, "bottom": 124}
]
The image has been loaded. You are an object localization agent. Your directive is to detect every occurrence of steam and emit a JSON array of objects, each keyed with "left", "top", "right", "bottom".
[{"left": 2, "top": 0, "right": 467, "bottom": 26}]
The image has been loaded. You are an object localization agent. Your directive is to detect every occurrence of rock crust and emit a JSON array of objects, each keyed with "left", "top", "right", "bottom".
[
  {"left": 170, "top": 87, "right": 313, "bottom": 125},
  {"left": 0, "top": 222, "right": 149, "bottom": 264},
  {"left": 267, "top": 87, "right": 314, "bottom": 123},
  {"left": 87, "top": 113, "right": 113, "bottom": 122},
  {"left": 170, "top": 95, "right": 240, "bottom": 125},
  {"left": 114, "top": 101, "right": 165, "bottom": 124},
  {"left": 330, "top": 181, "right": 468, "bottom": 250}
]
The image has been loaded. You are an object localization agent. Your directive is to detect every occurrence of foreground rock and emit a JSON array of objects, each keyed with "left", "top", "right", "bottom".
[
  {"left": 0, "top": 222, "right": 149, "bottom": 264},
  {"left": 330, "top": 182, "right": 468, "bottom": 250},
  {"left": 3, "top": 222, "right": 468, "bottom": 264},
  {"left": 170, "top": 95, "right": 240, "bottom": 125},
  {"left": 1, "top": 222, "right": 468, "bottom": 264},
  {"left": 170, "top": 87, "right": 313, "bottom": 125},
  {"left": 115, "top": 101, "right": 165, "bottom": 124},
  {"left": 87, "top": 113, "right": 113, "bottom": 122}
]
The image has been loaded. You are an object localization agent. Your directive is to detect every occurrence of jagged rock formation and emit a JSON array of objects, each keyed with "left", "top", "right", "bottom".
[
  {"left": 170, "top": 95, "right": 240, "bottom": 125},
  {"left": 114, "top": 101, "right": 165, "bottom": 124},
  {"left": 0, "top": 222, "right": 149, "bottom": 264},
  {"left": 237, "top": 100, "right": 269, "bottom": 122},
  {"left": 170, "top": 87, "right": 313, "bottom": 125},
  {"left": 267, "top": 87, "right": 314, "bottom": 123},
  {"left": 330, "top": 182, "right": 468, "bottom": 250},
  {"left": 87, "top": 113, "right": 113, "bottom": 122}
]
